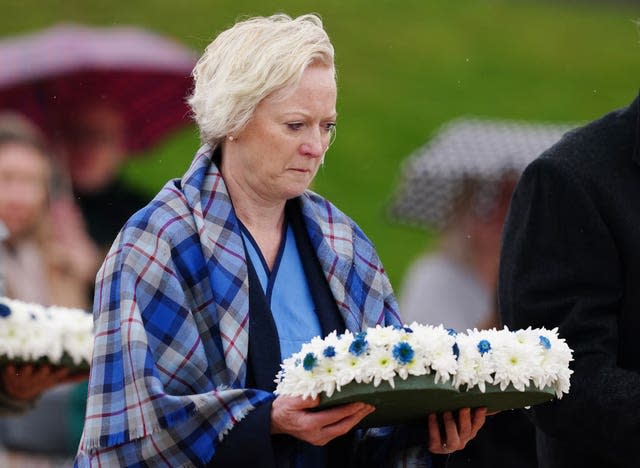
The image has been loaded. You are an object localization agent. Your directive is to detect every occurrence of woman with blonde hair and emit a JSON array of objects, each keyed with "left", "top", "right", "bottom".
[{"left": 76, "top": 14, "right": 486, "bottom": 467}]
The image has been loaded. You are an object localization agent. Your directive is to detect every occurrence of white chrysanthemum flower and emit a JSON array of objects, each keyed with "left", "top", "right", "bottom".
[
  {"left": 453, "top": 330, "right": 494, "bottom": 392},
  {"left": 325, "top": 330, "right": 360, "bottom": 387},
  {"left": 278, "top": 358, "right": 320, "bottom": 398},
  {"left": 52, "top": 307, "right": 94, "bottom": 365},
  {"left": 535, "top": 328, "right": 573, "bottom": 397},
  {"left": 367, "top": 325, "right": 402, "bottom": 349},
  {"left": 0, "top": 299, "right": 52, "bottom": 361},
  {"left": 0, "top": 300, "right": 33, "bottom": 359},
  {"left": 409, "top": 324, "right": 457, "bottom": 383},
  {"left": 0, "top": 297, "right": 92, "bottom": 368},
  {"left": 30, "top": 316, "right": 63, "bottom": 362},
  {"left": 491, "top": 329, "right": 544, "bottom": 391},
  {"left": 367, "top": 346, "right": 397, "bottom": 387},
  {"left": 402, "top": 333, "right": 429, "bottom": 377}
]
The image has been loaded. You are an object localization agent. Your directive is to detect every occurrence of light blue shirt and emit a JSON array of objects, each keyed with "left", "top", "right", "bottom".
[{"left": 240, "top": 222, "right": 322, "bottom": 360}]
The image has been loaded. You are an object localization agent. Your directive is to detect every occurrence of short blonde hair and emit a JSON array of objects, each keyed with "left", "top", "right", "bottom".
[{"left": 188, "top": 13, "right": 335, "bottom": 145}]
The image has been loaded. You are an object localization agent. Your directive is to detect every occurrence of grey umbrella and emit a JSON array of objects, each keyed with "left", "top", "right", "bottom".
[{"left": 390, "top": 117, "right": 577, "bottom": 229}]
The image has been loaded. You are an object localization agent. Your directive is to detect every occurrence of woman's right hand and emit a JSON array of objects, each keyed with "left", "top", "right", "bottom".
[{"left": 271, "top": 394, "right": 375, "bottom": 446}]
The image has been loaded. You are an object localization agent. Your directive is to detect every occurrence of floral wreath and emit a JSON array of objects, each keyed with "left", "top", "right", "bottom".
[{"left": 275, "top": 323, "right": 573, "bottom": 400}]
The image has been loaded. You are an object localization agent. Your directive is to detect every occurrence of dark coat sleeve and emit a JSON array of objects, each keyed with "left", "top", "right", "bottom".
[
  {"left": 499, "top": 156, "right": 640, "bottom": 464},
  {"left": 209, "top": 400, "right": 277, "bottom": 468}
]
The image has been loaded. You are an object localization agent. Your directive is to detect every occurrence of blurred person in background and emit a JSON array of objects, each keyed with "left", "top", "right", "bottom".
[
  {"left": 399, "top": 175, "right": 517, "bottom": 331},
  {"left": 0, "top": 23, "right": 197, "bottom": 258},
  {"left": 394, "top": 118, "right": 571, "bottom": 336},
  {"left": 389, "top": 118, "right": 575, "bottom": 468},
  {"left": 54, "top": 103, "right": 149, "bottom": 256},
  {"left": 0, "top": 113, "right": 92, "bottom": 465},
  {"left": 0, "top": 24, "right": 193, "bottom": 463},
  {"left": 0, "top": 115, "right": 74, "bottom": 417},
  {"left": 0, "top": 112, "right": 97, "bottom": 311},
  {"left": 398, "top": 175, "right": 537, "bottom": 468}
]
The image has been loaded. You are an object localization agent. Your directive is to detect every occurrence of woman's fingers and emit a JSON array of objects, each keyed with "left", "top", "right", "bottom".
[
  {"left": 427, "top": 408, "right": 489, "bottom": 454},
  {"left": 315, "top": 403, "right": 374, "bottom": 443},
  {"left": 271, "top": 395, "right": 375, "bottom": 446},
  {"left": 427, "top": 413, "right": 443, "bottom": 452},
  {"left": 306, "top": 403, "right": 374, "bottom": 446},
  {"left": 456, "top": 407, "right": 473, "bottom": 441},
  {"left": 469, "top": 407, "right": 487, "bottom": 437},
  {"left": 310, "top": 401, "right": 370, "bottom": 428},
  {"left": 441, "top": 411, "right": 461, "bottom": 449}
]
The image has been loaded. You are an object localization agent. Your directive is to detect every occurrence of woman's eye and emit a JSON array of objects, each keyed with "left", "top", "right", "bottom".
[{"left": 287, "top": 123, "right": 304, "bottom": 131}]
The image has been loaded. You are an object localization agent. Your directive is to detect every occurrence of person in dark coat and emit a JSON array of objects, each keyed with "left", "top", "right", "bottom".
[
  {"left": 499, "top": 92, "right": 640, "bottom": 468},
  {"left": 55, "top": 104, "right": 149, "bottom": 254}
]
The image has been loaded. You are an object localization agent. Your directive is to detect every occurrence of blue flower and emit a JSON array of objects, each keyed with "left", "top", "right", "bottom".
[
  {"left": 392, "top": 342, "right": 414, "bottom": 365},
  {"left": 349, "top": 336, "right": 368, "bottom": 356},
  {"left": 539, "top": 336, "right": 551, "bottom": 350},
  {"left": 446, "top": 328, "right": 457, "bottom": 336},
  {"left": 0, "top": 304, "right": 11, "bottom": 318},
  {"left": 477, "top": 339, "right": 492, "bottom": 355},
  {"left": 303, "top": 353, "right": 318, "bottom": 371},
  {"left": 452, "top": 343, "right": 460, "bottom": 359},
  {"left": 323, "top": 346, "right": 336, "bottom": 358}
]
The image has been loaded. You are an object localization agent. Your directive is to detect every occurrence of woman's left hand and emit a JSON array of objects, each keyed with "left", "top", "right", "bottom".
[{"left": 427, "top": 407, "right": 487, "bottom": 454}]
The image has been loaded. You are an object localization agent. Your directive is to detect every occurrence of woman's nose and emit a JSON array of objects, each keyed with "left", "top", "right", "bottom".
[{"left": 299, "top": 129, "right": 326, "bottom": 158}]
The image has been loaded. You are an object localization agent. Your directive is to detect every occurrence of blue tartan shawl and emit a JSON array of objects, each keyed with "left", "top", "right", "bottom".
[{"left": 75, "top": 144, "right": 401, "bottom": 467}]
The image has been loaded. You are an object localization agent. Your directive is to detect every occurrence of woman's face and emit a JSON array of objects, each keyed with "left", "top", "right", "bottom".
[
  {"left": 0, "top": 142, "right": 50, "bottom": 239},
  {"left": 223, "top": 64, "right": 337, "bottom": 204}
]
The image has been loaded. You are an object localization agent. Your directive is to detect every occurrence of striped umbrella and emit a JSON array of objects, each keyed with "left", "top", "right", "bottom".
[
  {"left": 390, "top": 118, "right": 576, "bottom": 229},
  {"left": 0, "top": 23, "right": 197, "bottom": 153}
]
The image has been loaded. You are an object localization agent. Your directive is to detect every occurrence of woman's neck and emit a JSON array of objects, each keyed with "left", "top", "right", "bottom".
[
  {"left": 234, "top": 198, "right": 286, "bottom": 234},
  {"left": 233, "top": 197, "right": 286, "bottom": 270},
  {"left": 219, "top": 148, "right": 285, "bottom": 233},
  {"left": 221, "top": 164, "right": 286, "bottom": 269},
  {"left": 223, "top": 175, "right": 286, "bottom": 234}
]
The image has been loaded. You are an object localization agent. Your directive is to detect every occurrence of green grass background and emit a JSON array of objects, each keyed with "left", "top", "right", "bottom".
[{"left": 2, "top": 0, "right": 639, "bottom": 289}]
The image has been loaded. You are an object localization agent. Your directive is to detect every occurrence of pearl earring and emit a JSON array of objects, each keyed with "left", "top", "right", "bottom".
[{"left": 228, "top": 135, "right": 235, "bottom": 142}]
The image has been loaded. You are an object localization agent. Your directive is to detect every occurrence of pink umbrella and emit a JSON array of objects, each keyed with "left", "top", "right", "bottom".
[{"left": 0, "top": 23, "right": 198, "bottom": 153}]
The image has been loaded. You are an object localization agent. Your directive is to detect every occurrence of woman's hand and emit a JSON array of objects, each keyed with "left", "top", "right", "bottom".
[
  {"left": 2, "top": 364, "right": 89, "bottom": 401},
  {"left": 427, "top": 407, "right": 487, "bottom": 454},
  {"left": 271, "top": 394, "right": 375, "bottom": 446}
]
